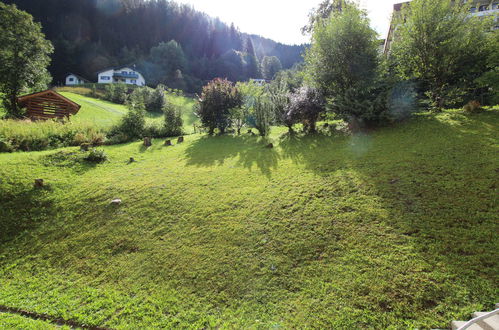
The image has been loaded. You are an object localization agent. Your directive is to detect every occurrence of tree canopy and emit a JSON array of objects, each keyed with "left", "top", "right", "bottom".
[
  {"left": 390, "top": 0, "right": 494, "bottom": 108},
  {"left": 0, "top": 3, "right": 53, "bottom": 118}
]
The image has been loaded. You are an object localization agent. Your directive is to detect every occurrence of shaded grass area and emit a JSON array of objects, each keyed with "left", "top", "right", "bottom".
[
  {"left": 0, "top": 109, "right": 497, "bottom": 328},
  {"left": 0, "top": 312, "right": 68, "bottom": 329}
]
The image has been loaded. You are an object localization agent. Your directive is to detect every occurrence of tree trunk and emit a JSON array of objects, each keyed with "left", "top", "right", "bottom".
[{"left": 9, "top": 93, "right": 20, "bottom": 118}]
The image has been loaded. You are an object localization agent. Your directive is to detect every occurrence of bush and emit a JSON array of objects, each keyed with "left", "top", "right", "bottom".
[
  {"left": 149, "top": 85, "right": 167, "bottom": 113},
  {"left": 110, "top": 101, "right": 146, "bottom": 140},
  {"left": 0, "top": 138, "right": 13, "bottom": 152},
  {"left": 287, "top": 87, "right": 325, "bottom": 133},
  {"left": 104, "top": 83, "right": 129, "bottom": 104},
  {"left": 253, "top": 96, "right": 273, "bottom": 136},
  {"left": 163, "top": 101, "right": 183, "bottom": 136},
  {"left": 84, "top": 148, "right": 108, "bottom": 163},
  {"left": 0, "top": 119, "right": 108, "bottom": 152},
  {"left": 463, "top": 100, "right": 482, "bottom": 114},
  {"left": 143, "top": 121, "right": 166, "bottom": 138},
  {"left": 198, "top": 78, "right": 242, "bottom": 135}
]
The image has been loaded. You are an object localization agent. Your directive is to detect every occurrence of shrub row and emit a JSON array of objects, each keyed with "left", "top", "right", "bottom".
[{"left": 0, "top": 119, "right": 106, "bottom": 152}]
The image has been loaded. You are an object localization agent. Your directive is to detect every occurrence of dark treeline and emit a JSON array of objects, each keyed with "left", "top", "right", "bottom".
[{"left": 5, "top": 0, "right": 306, "bottom": 92}]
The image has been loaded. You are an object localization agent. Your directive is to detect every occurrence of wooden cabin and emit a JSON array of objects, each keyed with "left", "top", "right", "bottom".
[{"left": 17, "top": 90, "right": 81, "bottom": 120}]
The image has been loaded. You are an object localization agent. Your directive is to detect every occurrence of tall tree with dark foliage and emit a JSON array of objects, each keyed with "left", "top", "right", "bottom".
[{"left": 0, "top": 3, "right": 53, "bottom": 118}]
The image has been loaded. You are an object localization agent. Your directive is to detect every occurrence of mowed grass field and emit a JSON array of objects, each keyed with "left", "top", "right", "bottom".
[
  {"left": 0, "top": 312, "right": 68, "bottom": 329},
  {"left": 0, "top": 108, "right": 497, "bottom": 328},
  {"left": 61, "top": 91, "right": 199, "bottom": 132}
]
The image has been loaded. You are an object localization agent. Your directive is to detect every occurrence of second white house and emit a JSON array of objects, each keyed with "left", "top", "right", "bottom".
[{"left": 97, "top": 66, "right": 146, "bottom": 86}]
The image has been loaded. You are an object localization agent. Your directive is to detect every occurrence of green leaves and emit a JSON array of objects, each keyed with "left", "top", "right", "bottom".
[
  {"left": 0, "top": 3, "right": 53, "bottom": 118},
  {"left": 390, "top": 0, "right": 494, "bottom": 109}
]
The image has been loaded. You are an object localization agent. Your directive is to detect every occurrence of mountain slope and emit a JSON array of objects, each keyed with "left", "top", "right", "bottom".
[{"left": 5, "top": 0, "right": 306, "bottom": 89}]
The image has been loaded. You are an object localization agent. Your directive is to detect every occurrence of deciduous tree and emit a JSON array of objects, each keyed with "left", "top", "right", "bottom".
[
  {"left": 391, "top": 0, "right": 493, "bottom": 109},
  {"left": 198, "top": 79, "right": 242, "bottom": 135},
  {"left": 0, "top": 3, "right": 53, "bottom": 118}
]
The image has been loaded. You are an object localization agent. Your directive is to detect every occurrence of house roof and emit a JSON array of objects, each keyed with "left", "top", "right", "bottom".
[
  {"left": 96, "top": 64, "right": 139, "bottom": 74},
  {"left": 67, "top": 73, "right": 91, "bottom": 83},
  {"left": 17, "top": 89, "right": 81, "bottom": 113}
]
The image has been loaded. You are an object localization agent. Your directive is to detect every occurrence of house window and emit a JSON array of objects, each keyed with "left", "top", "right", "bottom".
[
  {"left": 479, "top": 5, "right": 489, "bottom": 11},
  {"left": 69, "top": 77, "right": 74, "bottom": 82},
  {"left": 493, "top": 3, "right": 499, "bottom": 9},
  {"left": 470, "top": 7, "right": 477, "bottom": 13},
  {"left": 131, "top": 80, "right": 136, "bottom": 84},
  {"left": 101, "top": 76, "right": 110, "bottom": 81}
]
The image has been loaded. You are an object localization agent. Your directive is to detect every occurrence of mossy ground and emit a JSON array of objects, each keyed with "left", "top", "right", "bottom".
[{"left": 0, "top": 109, "right": 497, "bottom": 328}]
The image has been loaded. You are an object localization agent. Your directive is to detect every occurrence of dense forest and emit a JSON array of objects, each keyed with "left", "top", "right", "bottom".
[{"left": 5, "top": 0, "right": 306, "bottom": 92}]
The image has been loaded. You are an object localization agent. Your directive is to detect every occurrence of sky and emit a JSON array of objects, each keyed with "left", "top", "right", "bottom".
[{"left": 174, "top": 0, "right": 408, "bottom": 45}]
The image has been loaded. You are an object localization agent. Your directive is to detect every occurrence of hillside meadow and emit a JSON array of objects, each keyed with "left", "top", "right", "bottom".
[
  {"left": 0, "top": 91, "right": 198, "bottom": 152},
  {"left": 0, "top": 108, "right": 497, "bottom": 328}
]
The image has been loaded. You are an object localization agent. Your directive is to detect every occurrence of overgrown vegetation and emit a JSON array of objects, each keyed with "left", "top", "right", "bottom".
[
  {"left": 390, "top": 0, "right": 496, "bottom": 109},
  {"left": 0, "top": 119, "right": 106, "bottom": 152}
]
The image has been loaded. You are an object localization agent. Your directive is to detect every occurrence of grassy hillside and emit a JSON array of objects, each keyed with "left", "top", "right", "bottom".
[
  {"left": 0, "top": 91, "right": 198, "bottom": 152},
  {"left": 60, "top": 92, "right": 129, "bottom": 128},
  {"left": 0, "top": 312, "right": 67, "bottom": 329},
  {"left": 0, "top": 109, "right": 497, "bottom": 328},
  {"left": 60, "top": 91, "right": 198, "bottom": 132}
]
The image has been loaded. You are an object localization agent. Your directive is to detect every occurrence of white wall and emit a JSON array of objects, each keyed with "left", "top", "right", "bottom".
[
  {"left": 97, "top": 69, "right": 114, "bottom": 84},
  {"left": 66, "top": 74, "right": 83, "bottom": 86},
  {"left": 98, "top": 68, "right": 146, "bottom": 86}
]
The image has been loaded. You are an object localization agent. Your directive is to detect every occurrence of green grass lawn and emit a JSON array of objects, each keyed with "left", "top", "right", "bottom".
[
  {"left": 0, "top": 312, "right": 68, "bottom": 329},
  {"left": 0, "top": 109, "right": 497, "bottom": 328},
  {"left": 60, "top": 92, "right": 129, "bottom": 128},
  {"left": 60, "top": 91, "right": 198, "bottom": 133}
]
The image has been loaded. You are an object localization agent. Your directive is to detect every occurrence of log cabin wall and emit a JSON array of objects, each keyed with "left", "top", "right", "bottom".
[{"left": 17, "top": 90, "right": 81, "bottom": 120}]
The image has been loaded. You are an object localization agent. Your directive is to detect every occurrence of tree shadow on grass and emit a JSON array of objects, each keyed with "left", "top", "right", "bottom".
[
  {"left": 184, "top": 134, "right": 280, "bottom": 177},
  {"left": 0, "top": 186, "right": 55, "bottom": 244},
  {"left": 289, "top": 111, "right": 498, "bottom": 318}
]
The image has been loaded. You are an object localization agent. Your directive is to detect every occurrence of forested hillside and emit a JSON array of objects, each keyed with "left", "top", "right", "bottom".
[{"left": 4, "top": 0, "right": 305, "bottom": 92}]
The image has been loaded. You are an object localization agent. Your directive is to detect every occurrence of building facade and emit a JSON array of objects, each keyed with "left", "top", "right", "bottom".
[
  {"left": 65, "top": 73, "right": 90, "bottom": 86},
  {"left": 97, "top": 67, "right": 146, "bottom": 86}
]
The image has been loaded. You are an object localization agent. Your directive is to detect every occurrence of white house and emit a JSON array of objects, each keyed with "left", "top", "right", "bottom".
[
  {"left": 250, "top": 79, "right": 270, "bottom": 86},
  {"left": 97, "top": 66, "right": 146, "bottom": 86},
  {"left": 65, "top": 73, "right": 90, "bottom": 86}
]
